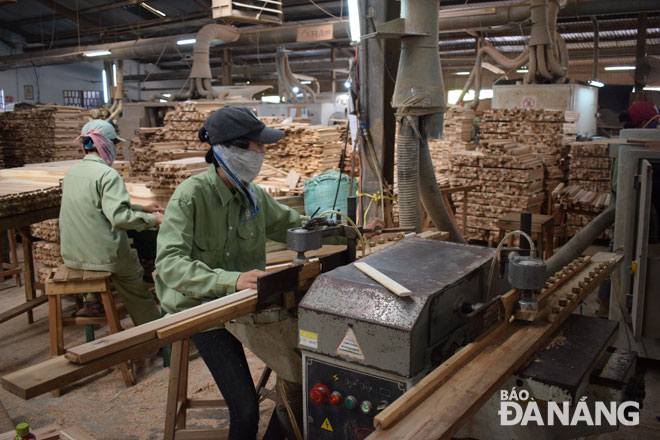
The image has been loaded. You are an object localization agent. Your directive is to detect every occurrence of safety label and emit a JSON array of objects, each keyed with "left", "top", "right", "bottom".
[
  {"left": 321, "top": 418, "right": 334, "bottom": 432},
  {"left": 299, "top": 330, "right": 318, "bottom": 349},
  {"left": 336, "top": 327, "right": 365, "bottom": 360}
]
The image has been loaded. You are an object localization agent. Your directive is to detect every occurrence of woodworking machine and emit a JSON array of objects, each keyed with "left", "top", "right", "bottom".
[{"left": 298, "top": 238, "right": 502, "bottom": 438}]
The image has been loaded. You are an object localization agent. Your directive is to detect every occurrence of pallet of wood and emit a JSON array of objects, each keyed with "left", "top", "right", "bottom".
[
  {"left": 450, "top": 142, "right": 545, "bottom": 241},
  {"left": 553, "top": 140, "right": 613, "bottom": 239},
  {"left": 33, "top": 241, "right": 63, "bottom": 267},
  {"left": 0, "top": 105, "right": 86, "bottom": 168},
  {"left": 31, "top": 219, "right": 60, "bottom": 242},
  {"left": 0, "top": 184, "right": 61, "bottom": 218},
  {"left": 149, "top": 156, "right": 208, "bottom": 190},
  {"left": 480, "top": 108, "right": 578, "bottom": 196}
]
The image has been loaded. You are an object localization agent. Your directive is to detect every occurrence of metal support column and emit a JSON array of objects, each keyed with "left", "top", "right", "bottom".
[{"left": 359, "top": 0, "right": 399, "bottom": 226}]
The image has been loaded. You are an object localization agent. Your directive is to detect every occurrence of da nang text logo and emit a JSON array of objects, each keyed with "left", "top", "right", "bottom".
[{"left": 498, "top": 388, "right": 639, "bottom": 426}]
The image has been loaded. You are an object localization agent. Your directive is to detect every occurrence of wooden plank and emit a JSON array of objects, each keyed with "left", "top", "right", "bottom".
[
  {"left": 155, "top": 295, "right": 257, "bottom": 340},
  {"left": 59, "top": 427, "right": 96, "bottom": 440},
  {"left": 374, "top": 321, "right": 510, "bottom": 430},
  {"left": 370, "top": 252, "right": 622, "bottom": 440},
  {"left": 82, "top": 270, "right": 111, "bottom": 281},
  {"left": 353, "top": 262, "right": 412, "bottom": 297},
  {"left": 0, "top": 295, "right": 47, "bottom": 325},
  {"left": 46, "top": 279, "right": 107, "bottom": 295},
  {"left": 63, "top": 289, "right": 257, "bottom": 364},
  {"left": 52, "top": 264, "right": 72, "bottom": 282},
  {"left": 2, "top": 289, "right": 259, "bottom": 399}
]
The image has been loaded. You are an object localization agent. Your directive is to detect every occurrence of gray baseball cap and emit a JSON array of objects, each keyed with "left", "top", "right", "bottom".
[{"left": 202, "top": 106, "right": 283, "bottom": 145}]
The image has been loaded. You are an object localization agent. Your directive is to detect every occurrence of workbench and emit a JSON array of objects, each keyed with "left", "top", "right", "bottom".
[{"left": 0, "top": 205, "right": 60, "bottom": 325}]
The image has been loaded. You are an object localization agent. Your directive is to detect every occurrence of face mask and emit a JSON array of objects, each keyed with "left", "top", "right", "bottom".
[{"left": 213, "top": 144, "right": 264, "bottom": 183}]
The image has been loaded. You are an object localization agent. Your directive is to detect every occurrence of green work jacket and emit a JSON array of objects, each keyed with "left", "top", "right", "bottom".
[
  {"left": 155, "top": 165, "right": 304, "bottom": 315},
  {"left": 59, "top": 155, "right": 156, "bottom": 272}
]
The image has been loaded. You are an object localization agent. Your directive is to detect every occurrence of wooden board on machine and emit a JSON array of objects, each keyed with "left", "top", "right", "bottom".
[{"left": 371, "top": 252, "right": 622, "bottom": 440}]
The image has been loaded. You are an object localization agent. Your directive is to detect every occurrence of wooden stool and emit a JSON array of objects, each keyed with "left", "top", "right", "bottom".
[
  {"left": 45, "top": 265, "right": 135, "bottom": 389},
  {"left": 164, "top": 338, "right": 275, "bottom": 440},
  {"left": 496, "top": 212, "right": 555, "bottom": 259}
]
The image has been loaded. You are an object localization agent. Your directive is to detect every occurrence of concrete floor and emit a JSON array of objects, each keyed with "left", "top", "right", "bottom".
[
  {"left": 1, "top": 245, "right": 660, "bottom": 439},
  {"left": 0, "top": 274, "right": 275, "bottom": 439}
]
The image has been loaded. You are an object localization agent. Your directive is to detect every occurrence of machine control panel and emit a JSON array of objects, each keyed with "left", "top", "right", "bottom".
[{"left": 305, "top": 357, "right": 407, "bottom": 439}]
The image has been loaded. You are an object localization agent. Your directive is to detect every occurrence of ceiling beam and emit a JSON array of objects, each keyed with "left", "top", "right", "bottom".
[{"left": 32, "top": 0, "right": 98, "bottom": 29}]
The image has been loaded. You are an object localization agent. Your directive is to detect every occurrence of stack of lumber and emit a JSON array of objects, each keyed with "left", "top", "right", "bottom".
[
  {"left": 427, "top": 106, "right": 477, "bottom": 186},
  {"left": 265, "top": 123, "right": 350, "bottom": 179},
  {"left": 255, "top": 164, "right": 302, "bottom": 196},
  {"left": 450, "top": 141, "right": 545, "bottom": 241},
  {"left": 480, "top": 108, "right": 578, "bottom": 193},
  {"left": 0, "top": 105, "right": 85, "bottom": 167},
  {"left": 111, "top": 160, "right": 130, "bottom": 179},
  {"left": 149, "top": 157, "right": 207, "bottom": 190},
  {"left": 33, "top": 241, "right": 63, "bottom": 268},
  {"left": 31, "top": 219, "right": 60, "bottom": 242},
  {"left": 129, "top": 127, "right": 163, "bottom": 178},
  {"left": 0, "top": 185, "right": 61, "bottom": 218},
  {"left": 553, "top": 140, "right": 613, "bottom": 238},
  {"left": 443, "top": 105, "right": 476, "bottom": 143}
]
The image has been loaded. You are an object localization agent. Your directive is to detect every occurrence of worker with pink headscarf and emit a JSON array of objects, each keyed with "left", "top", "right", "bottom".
[{"left": 59, "top": 119, "right": 164, "bottom": 322}]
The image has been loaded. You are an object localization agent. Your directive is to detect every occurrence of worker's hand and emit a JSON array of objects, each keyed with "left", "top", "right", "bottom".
[
  {"left": 154, "top": 212, "right": 164, "bottom": 227},
  {"left": 143, "top": 203, "right": 165, "bottom": 214},
  {"left": 364, "top": 218, "right": 385, "bottom": 239},
  {"left": 236, "top": 269, "right": 267, "bottom": 291}
]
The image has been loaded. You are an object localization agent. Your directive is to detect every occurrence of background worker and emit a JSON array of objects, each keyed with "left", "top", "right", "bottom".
[
  {"left": 619, "top": 100, "right": 660, "bottom": 129},
  {"left": 59, "top": 119, "right": 164, "bottom": 324},
  {"left": 155, "top": 107, "right": 382, "bottom": 439}
]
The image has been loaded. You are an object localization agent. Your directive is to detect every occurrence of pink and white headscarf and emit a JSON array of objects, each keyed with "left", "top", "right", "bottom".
[{"left": 74, "top": 119, "right": 118, "bottom": 166}]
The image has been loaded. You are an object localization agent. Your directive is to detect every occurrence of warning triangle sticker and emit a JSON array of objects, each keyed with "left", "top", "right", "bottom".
[
  {"left": 335, "top": 327, "right": 365, "bottom": 360},
  {"left": 321, "top": 418, "right": 333, "bottom": 432}
]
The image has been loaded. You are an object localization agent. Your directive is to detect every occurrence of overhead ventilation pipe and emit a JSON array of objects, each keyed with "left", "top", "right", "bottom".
[
  {"left": 381, "top": 0, "right": 464, "bottom": 241},
  {"left": 276, "top": 47, "right": 316, "bottom": 103},
  {"left": 153, "top": 23, "right": 239, "bottom": 101},
  {"left": 458, "top": 0, "right": 569, "bottom": 104}
]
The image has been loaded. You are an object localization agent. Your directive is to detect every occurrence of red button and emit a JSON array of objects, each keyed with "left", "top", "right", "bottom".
[
  {"left": 309, "top": 383, "right": 330, "bottom": 404},
  {"left": 329, "top": 391, "right": 342, "bottom": 405}
]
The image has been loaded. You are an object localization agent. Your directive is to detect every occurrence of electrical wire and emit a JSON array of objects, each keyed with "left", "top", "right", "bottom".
[
  {"left": 319, "top": 209, "right": 367, "bottom": 257},
  {"left": 308, "top": 0, "right": 340, "bottom": 19},
  {"left": 486, "top": 230, "right": 536, "bottom": 301}
]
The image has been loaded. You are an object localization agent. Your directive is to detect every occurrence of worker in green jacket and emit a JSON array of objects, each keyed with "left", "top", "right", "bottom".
[
  {"left": 60, "top": 119, "right": 164, "bottom": 324},
  {"left": 155, "top": 107, "right": 382, "bottom": 439}
]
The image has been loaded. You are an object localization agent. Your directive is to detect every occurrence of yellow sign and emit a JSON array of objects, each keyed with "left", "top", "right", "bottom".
[
  {"left": 297, "top": 24, "right": 334, "bottom": 42},
  {"left": 321, "top": 418, "right": 334, "bottom": 432}
]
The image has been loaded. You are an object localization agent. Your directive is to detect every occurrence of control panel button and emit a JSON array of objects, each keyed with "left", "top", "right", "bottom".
[
  {"left": 309, "top": 383, "right": 330, "bottom": 404},
  {"left": 377, "top": 400, "right": 389, "bottom": 411},
  {"left": 360, "top": 400, "right": 373, "bottom": 414},
  {"left": 344, "top": 395, "right": 357, "bottom": 410},
  {"left": 329, "top": 391, "right": 342, "bottom": 405}
]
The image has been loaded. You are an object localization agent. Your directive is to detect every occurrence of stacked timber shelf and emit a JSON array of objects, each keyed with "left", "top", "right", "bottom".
[
  {"left": 31, "top": 219, "right": 62, "bottom": 283},
  {"left": 264, "top": 122, "right": 352, "bottom": 180},
  {"left": 0, "top": 105, "right": 86, "bottom": 168},
  {"left": 427, "top": 106, "right": 477, "bottom": 186},
  {"left": 553, "top": 140, "right": 613, "bottom": 239},
  {"left": 450, "top": 141, "right": 545, "bottom": 242},
  {"left": 129, "top": 102, "right": 213, "bottom": 180},
  {"left": 480, "top": 108, "right": 578, "bottom": 195}
]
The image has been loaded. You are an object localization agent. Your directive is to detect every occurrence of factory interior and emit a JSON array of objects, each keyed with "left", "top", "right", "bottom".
[{"left": 1, "top": 0, "right": 660, "bottom": 439}]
